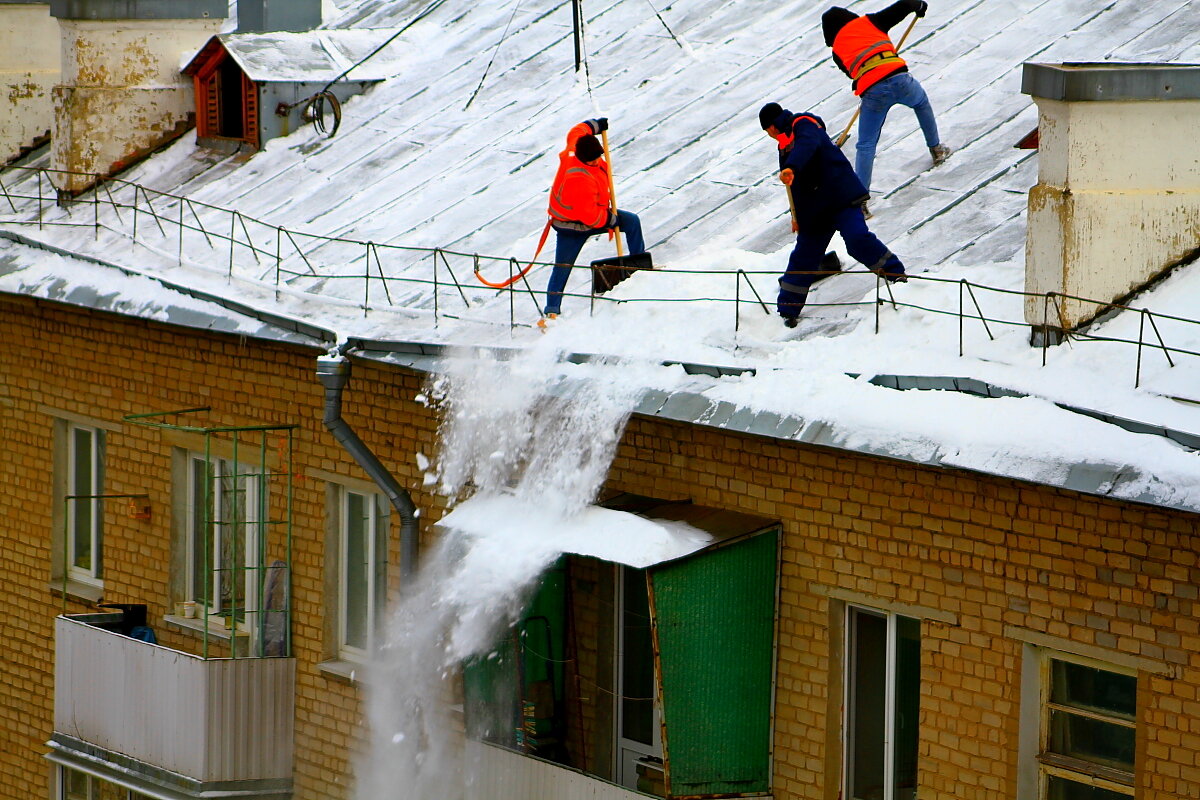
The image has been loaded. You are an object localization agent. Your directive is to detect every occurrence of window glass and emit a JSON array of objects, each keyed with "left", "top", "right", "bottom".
[
  {"left": 892, "top": 614, "right": 921, "bottom": 800},
  {"left": 190, "top": 457, "right": 209, "bottom": 606},
  {"left": 344, "top": 491, "right": 369, "bottom": 650},
  {"left": 1050, "top": 660, "right": 1135, "bottom": 719},
  {"left": 64, "top": 768, "right": 88, "bottom": 800},
  {"left": 621, "top": 567, "right": 654, "bottom": 746},
  {"left": 1047, "top": 710, "right": 1135, "bottom": 771},
  {"left": 68, "top": 426, "right": 103, "bottom": 578},
  {"left": 847, "top": 608, "right": 921, "bottom": 800},
  {"left": 848, "top": 609, "right": 887, "bottom": 800},
  {"left": 1040, "top": 657, "right": 1135, "bottom": 799},
  {"left": 70, "top": 427, "right": 94, "bottom": 571},
  {"left": 188, "top": 455, "right": 264, "bottom": 626},
  {"left": 339, "top": 488, "right": 386, "bottom": 658}
]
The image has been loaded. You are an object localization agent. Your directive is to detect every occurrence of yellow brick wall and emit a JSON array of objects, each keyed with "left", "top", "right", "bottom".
[
  {"left": 0, "top": 296, "right": 442, "bottom": 799},
  {"left": 2, "top": 294, "right": 1197, "bottom": 800},
  {"left": 606, "top": 416, "right": 1200, "bottom": 800}
]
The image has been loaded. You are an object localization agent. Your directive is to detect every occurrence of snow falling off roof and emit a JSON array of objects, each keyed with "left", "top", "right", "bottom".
[{"left": 213, "top": 28, "right": 408, "bottom": 83}]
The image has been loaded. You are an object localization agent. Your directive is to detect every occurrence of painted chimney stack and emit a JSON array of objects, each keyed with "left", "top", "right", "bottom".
[
  {"left": 237, "top": 0, "right": 321, "bottom": 33},
  {"left": 0, "top": 0, "right": 60, "bottom": 163},
  {"left": 1022, "top": 63, "right": 1200, "bottom": 344},
  {"left": 49, "top": 0, "right": 225, "bottom": 193}
]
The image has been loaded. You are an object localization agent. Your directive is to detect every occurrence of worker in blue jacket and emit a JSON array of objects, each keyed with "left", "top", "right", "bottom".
[{"left": 759, "top": 102, "right": 906, "bottom": 326}]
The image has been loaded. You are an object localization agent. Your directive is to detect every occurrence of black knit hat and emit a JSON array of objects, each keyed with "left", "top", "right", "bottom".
[
  {"left": 759, "top": 102, "right": 783, "bottom": 131},
  {"left": 575, "top": 134, "right": 603, "bottom": 163}
]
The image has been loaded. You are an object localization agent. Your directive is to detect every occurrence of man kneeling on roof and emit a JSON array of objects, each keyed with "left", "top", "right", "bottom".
[
  {"left": 759, "top": 102, "right": 906, "bottom": 328},
  {"left": 543, "top": 118, "right": 646, "bottom": 318}
]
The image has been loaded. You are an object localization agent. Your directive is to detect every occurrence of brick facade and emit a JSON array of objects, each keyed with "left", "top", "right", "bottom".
[{"left": 1, "top": 293, "right": 1196, "bottom": 799}]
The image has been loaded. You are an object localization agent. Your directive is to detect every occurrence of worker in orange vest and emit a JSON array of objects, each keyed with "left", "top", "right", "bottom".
[
  {"left": 823, "top": 0, "right": 950, "bottom": 200},
  {"left": 543, "top": 118, "right": 645, "bottom": 317}
]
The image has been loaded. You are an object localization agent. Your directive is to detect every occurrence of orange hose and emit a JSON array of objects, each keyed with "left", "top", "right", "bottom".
[{"left": 475, "top": 218, "right": 553, "bottom": 289}]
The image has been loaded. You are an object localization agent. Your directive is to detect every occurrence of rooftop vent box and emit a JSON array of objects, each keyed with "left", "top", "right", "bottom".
[{"left": 238, "top": 0, "right": 321, "bottom": 33}]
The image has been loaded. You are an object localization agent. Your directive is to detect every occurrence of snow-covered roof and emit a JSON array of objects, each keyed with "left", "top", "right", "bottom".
[
  {"left": 184, "top": 28, "right": 408, "bottom": 83},
  {"left": 3, "top": 0, "right": 1200, "bottom": 514}
]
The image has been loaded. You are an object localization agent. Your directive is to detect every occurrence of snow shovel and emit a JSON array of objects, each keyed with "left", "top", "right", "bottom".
[{"left": 590, "top": 251, "right": 654, "bottom": 294}]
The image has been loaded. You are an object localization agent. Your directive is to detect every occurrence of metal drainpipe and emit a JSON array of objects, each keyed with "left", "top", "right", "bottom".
[{"left": 317, "top": 355, "right": 419, "bottom": 579}]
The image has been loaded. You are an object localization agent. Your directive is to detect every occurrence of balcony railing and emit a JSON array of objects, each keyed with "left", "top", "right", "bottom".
[
  {"left": 465, "top": 740, "right": 684, "bottom": 800},
  {"left": 52, "top": 614, "right": 294, "bottom": 793}
]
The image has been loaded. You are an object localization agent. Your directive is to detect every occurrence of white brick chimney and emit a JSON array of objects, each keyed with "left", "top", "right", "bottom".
[
  {"left": 1022, "top": 63, "right": 1200, "bottom": 343},
  {"left": 0, "top": 1, "right": 60, "bottom": 163},
  {"left": 49, "top": 0, "right": 225, "bottom": 193}
]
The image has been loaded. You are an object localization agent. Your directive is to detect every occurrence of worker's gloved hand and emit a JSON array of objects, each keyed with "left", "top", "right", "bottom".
[
  {"left": 587, "top": 117, "right": 609, "bottom": 134},
  {"left": 780, "top": 168, "right": 794, "bottom": 186},
  {"left": 606, "top": 210, "right": 619, "bottom": 229},
  {"left": 912, "top": 0, "right": 928, "bottom": 17}
]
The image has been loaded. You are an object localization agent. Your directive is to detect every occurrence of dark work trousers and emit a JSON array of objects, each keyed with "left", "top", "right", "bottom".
[
  {"left": 778, "top": 205, "right": 904, "bottom": 319},
  {"left": 544, "top": 210, "right": 644, "bottom": 315}
]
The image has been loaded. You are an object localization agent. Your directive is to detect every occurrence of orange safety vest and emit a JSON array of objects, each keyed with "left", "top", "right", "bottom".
[
  {"left": 832, "top": 15, "right": 907, "bottom": 96},
  {"left": 547, "top": 122, "right": 611, "bottom": 229}
]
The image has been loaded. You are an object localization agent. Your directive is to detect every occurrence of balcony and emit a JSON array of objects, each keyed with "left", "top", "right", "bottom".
[
  {"left": 49, "top": 613, "right": 294, "bottom": 799},
  {"left": 466, "top": 741, "right": 651, "bottom": 800}
]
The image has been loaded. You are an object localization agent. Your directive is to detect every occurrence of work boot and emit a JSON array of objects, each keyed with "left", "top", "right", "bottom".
[
  {"left": 930, "top": 144, "right": 951, "bottom": 165},
  {"left": 783, "top": 316, "right": 799, "bottom": 328}
]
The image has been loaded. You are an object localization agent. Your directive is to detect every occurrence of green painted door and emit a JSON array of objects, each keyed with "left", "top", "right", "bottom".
[{"left": 651, "top": 529, "right": 778, "bottom": 797}]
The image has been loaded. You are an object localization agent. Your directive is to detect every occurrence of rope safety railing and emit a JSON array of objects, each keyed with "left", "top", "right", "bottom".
[{"left": 0, "top": 164, "right": 1196, "bottom": 389}]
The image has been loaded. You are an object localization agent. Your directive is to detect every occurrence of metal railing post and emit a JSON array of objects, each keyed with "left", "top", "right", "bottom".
[
  {"left": 275, "top": 227, "right": 282, "bottom": 297},
  {"left": 37, "top": 170, "right": 43, "bottom": 230},
  {"left": 94, "top": 177, "right": 101, "bottom": 240},
  {"left": 363, "top": 241, "right": 371, "bottom": 314},
  {"left": 228, "top": 212, "right": 237, "bottom": 278},
  {"left": 735, "top": 270, "right": 742, "bottom": 332},
  {"left": 433, "top": 252, "right": 441, "bottom": 326},
  {"left": 1135, "top": 310, "right": 1145, "bottom": 389},
  {"left": 178, "top": 198, "right": 185, "bottom": 264},
  {"left": 874, "top": 275, "right": 881, "bottom": 335},
  {"left": 956, "top": 279, "right": 963, "bottom": 357},
  {"left": 1042, "top": 293, "right": 1051, "bottom": 366}
]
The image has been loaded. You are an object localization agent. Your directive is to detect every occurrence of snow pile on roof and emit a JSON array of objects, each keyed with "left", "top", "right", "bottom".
[
  {"left": 210, "top": 28, "right": 411, "bottom": 83},
  {"left": 2, "top": 0, "right": 1200, "bottom": 512}
]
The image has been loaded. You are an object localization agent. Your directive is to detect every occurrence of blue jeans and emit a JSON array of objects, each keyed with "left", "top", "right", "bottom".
[
  {"left": 777, "top": 205, "right": 903, "bottom": 318},
  {"left": 544, "top": 209, "right": 645, "bottom": 314},
  {"left": 856, "top": 72, "right": 940, "bottom": 193}
]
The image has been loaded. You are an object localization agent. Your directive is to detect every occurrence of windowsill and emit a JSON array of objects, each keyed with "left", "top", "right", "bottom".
[
  {"left": 163, "top": 614, "right": 249, "bottom": 641},
  {"left": 318, "top": 659, "right": 363, "bottom": 684},
  {"left": 48, "top": 579, "right": 104, "bottom": 605}
]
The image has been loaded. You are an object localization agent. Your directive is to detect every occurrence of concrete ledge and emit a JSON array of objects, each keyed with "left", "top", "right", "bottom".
[
  {"left": 50, "top": 0, "right": 225, "bottom": 19},
  {"left": 1022, "top": 62, "right": 1200, "bottom": 102}
]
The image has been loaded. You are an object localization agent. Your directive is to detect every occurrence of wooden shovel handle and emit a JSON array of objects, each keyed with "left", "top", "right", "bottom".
[{"left": 601, "top": 129, "right": 624, "bottom": 257}]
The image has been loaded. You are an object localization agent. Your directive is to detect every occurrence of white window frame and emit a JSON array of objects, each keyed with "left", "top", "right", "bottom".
[
  {"left": 337, "top": 486, "right": 387, "bottom": 662},
  {"left": 843, "top": 605, "right": 920, "bottom": 800},
  {"left": 1038, "top": 651, "right": 1136, "bottom": 799},
  {"left": 65, "top": 423, "right": 104, "bottom": 586},
  {"left": 186, "top": 453, "right": 265, "bottom": 630}
]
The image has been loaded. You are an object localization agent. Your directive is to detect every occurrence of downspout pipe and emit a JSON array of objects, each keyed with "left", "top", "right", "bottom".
[{"left": 317, "top": 355, "right": 419, "bottom": 579}]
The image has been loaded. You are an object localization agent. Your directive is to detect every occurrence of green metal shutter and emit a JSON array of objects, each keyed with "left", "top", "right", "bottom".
[{"left": 650, "top": 529, "right": 778, "bottom": 797}]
